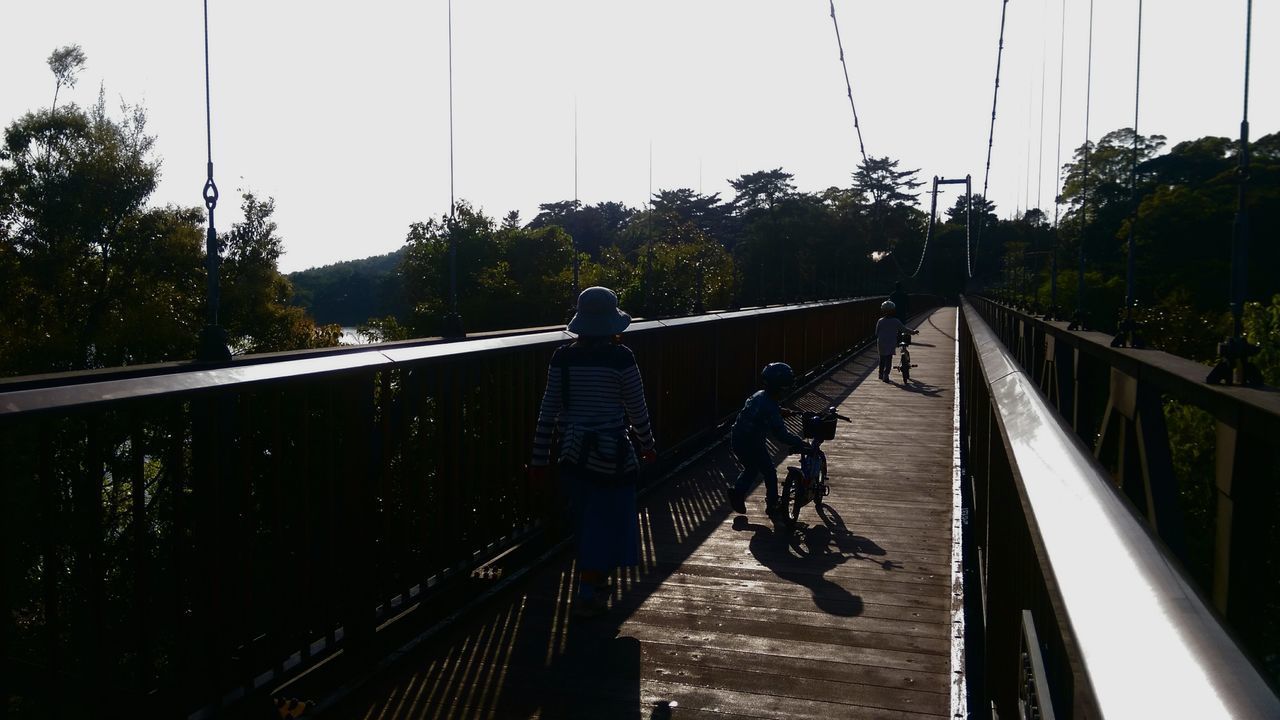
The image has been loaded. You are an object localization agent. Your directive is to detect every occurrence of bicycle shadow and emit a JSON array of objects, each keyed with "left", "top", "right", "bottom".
[
  {"left": 815, "top": 504, "right": 901, "bottom": 571},
  {"left": 732, "top": 514, "right": 864, "bottom": 617},
  {"left": 893, "top": 378, "right": 944, "bottom": 396}
]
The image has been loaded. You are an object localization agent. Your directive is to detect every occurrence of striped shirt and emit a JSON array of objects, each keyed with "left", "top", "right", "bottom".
[{"left": 531, "top": 342, "right": 656, "bottom": 475}]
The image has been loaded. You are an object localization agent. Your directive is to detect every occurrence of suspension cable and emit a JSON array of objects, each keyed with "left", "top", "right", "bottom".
[
  {"left": 910, "top": 179, "right": 940, "bottom": 278},
  {"left": 1071, "top": 0, "right": 1095, "bottom": 326},
  {"left": 1123, "top": 0, "right": 1143, "bottom": 316},
  {"left": 1052, "top": 0, "right": 1066, "bottom": 229},
  {"left": 1229, "top": 0, "right": 1253, "bottom": 337},
  {"left": 198, "top": 0, "right": 218, "bottom": 325},
  {"left": 964, "top": 175, "right": 973, "bottom": 279},
  {"left": 1048, "top": 0, "right": 1067, "bottom": 316},
  {"left": 1037, "top": 0, "right": 1048, "bottom": 210},
  {"left": 828, "top": 0, "right": 869, "bottom": 167},
  {"left": 447, "top": 0, "right": 459, "bottom": 324},
  {"left": 197, "top": 0, "right": 229, "bottom": 361},
  {"left": 448, "top": 0, "right": 456, "bottom": 217},
  {"left": 973, "top": 0, "right": 1010, "bottom": 268}
]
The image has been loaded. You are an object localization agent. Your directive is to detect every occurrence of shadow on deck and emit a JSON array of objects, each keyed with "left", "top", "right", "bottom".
[{"left": 324, "top": 308, "right": 959, "bottom": 720}]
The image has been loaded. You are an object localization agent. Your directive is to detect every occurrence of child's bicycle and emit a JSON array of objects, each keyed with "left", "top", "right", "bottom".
[
  {"left": 779, "top": 406, "right": 851, "bottom": 527},
  {"left": 897, "top": 329, "right": 919, "bottom": 383}
]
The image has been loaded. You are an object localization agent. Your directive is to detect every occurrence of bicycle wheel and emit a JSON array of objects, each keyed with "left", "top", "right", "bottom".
[
  {"left": 783, "top": 467, "right": 804, "bottom": 526},
  {"left": 814, "top": 455, "right": 828, "bottom": 509}
]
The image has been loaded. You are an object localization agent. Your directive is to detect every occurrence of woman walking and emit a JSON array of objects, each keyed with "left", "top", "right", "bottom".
[{"left": 529, "top": 287, "right": 656, "bottom": 617}]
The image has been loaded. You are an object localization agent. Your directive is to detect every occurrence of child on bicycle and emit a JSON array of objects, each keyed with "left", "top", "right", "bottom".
[
  {"left": 729, "top": 362, "right": 809, "bottom": 516},
  {"left": 876, "top": 300, "right": 916, "bottom": 381}
]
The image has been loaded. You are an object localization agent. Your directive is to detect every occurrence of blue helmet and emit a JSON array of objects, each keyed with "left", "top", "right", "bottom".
[{"left": 761, "top": 362, "right": 795, "bottom": 392}]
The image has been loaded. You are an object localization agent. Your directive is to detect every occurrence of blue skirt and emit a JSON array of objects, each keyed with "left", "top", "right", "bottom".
[{"left": 561, "top": 464, "right": 640, "bottom": 572}]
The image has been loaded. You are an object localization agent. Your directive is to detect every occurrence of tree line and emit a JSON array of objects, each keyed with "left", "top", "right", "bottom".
[{"left": 4, "top": 46, "right": 1279, "bottom": 383}]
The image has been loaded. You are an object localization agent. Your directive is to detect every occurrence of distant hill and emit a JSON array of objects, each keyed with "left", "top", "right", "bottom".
[{"left": 288, "top": 248, "right": 408, "bottom": 326}]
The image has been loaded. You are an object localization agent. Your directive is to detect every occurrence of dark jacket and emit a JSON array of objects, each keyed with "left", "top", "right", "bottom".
[{"left": 731, "top": 390, "right": 805, "bottom": 450}]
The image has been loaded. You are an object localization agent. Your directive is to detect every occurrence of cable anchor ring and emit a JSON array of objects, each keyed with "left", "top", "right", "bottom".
[{"left": 203, "top": 177, "right": 219, "bottom": 211}]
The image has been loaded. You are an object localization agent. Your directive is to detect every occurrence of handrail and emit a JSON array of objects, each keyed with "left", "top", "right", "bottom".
[
  {"left": 967, "top": 295, "right": 1280, "bottom": 661},
  {"left": 967, "top": 295, "right": 1280, "bottom": 438},
  {"left": 959, "top": 297, "right": 1279, "bottom": 717},
  {"left": 0, "top": 298, "right": 873, "bottom": 415}
]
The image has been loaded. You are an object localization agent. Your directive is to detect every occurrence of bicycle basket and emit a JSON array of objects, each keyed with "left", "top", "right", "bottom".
[{"left": 801, "top": 412, "right": 837, "bottom": 440}]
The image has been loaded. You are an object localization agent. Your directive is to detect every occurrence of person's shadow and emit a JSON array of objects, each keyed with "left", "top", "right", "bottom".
[{"left": 732, "top": 511, "right": 865, "bottom": 617}]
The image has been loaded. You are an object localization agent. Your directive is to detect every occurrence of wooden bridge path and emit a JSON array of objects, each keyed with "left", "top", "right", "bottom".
[{"left": 329, "top": 307, "right": 961, "bottom": 720}]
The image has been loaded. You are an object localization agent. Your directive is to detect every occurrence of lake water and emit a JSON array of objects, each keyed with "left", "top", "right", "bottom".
[{"left": 340, "top": 326, "right": 370, "bottom": 345}]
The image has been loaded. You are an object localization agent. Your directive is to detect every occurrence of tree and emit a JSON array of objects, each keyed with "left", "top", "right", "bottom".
[
  {"left": 288, "top": 249, "right": 408, "bottom": 327},
  {"left": 0, "top": 91, "right": 206, "bottom": 373},
  {"left": 1021, "top": 208, "right": 1049, "bottom": 227},
  {"left": 489, "top": 222, "right": 578, "bottom": 325},
  {"left": 945, "top": 193, "right": 996, "bottom": 227},
  {"left": 729, "top": 168, "right": 797, "bottom": 212},
  {"left": 853, "top": 156, "right": 924, "bottom": 207},
  {"left": 1058, "top": 128, "right": 1166, "bottom": 250},
  {"left": 48, "top": 45, "right": 87, "bottom": 113},
  {"left": 401, "top": 201, "right": 579, "bottom": 334},
  {"left": 619, "top": 236, "right": 734, "bottom": 317},
  {"left": 851, "top": 156, "right": 927, "bottom": 266},
  {"left": 649, "top": 188, "right": 729, "bottom": 243},
  {"left": 219, "top": 192, "right": 340, "bottom": 353},
  {"left": 528, "top": 200, "right": 634, "bottom": 259}
]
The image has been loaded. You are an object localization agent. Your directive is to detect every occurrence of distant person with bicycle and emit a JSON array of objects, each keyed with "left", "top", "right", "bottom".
[
  {"left": 876, "top": 300, "right": 916, "bottom": 382},
  {"left": 729, "top": 363, "right": 810, "bottom": 517},
  {"left": 889, "top": 281, "right": 910, "bottom": 325},
  {"left": 529, "top": 287, "right": 656, "bottom": 618}
]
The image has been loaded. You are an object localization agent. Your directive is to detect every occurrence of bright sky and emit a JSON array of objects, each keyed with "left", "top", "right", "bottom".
[{"left": 3, "top": 1, "right": 1275, "bottom": 273}]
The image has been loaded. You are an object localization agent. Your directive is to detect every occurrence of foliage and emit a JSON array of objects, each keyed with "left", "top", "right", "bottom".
[
  {"left": 852, "top": 156, "right": 927, "bottom": 268},
  {"left": 1132, "top": 290, "right": 1229, "bottom": 363},
  {"left": 729, "top": 168, "right": 797, "bottom": 213},
  {"left": 0, "top": 52, "right": 337, "bottom": 376},
  {"left": 527, "top": 200, "right": 634, "bottom": 259},
  {"left": 220, "top": 192, "right": 341, "bottom": 353},
  {"left": 620, "top": 237, "right": 734, "bottom": 317},
  {"left": 650, "top": 188, "right": 731, "bottom": 243},
  {"left": 0, "top": 94, "right": 205, "bottom": 374},
  {"left": 358, "top": 314, "right": 412, "bottom": 343},
  {"left": 853, "top": 155, "right": 923, "bottom": 207},
  {"left": 288, "top": 249, "right": 408, "bottom": 326},
  {"left": 1163, "top": 400, "right": 1218, "bottom": 590},
  {"left": 400, "top": 201, "right": 579, "bottom": 335},
  {"left": 1243, "top": 295, "right": 1280, "bottom": 386},
  {"left": 47, "top": 44, "right": 87, "bottom": 111}
]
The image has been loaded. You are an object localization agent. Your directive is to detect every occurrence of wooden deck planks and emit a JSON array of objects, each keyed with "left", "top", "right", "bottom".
[{"left": 333, "top": 307, "right": 960, "bottom": 719}]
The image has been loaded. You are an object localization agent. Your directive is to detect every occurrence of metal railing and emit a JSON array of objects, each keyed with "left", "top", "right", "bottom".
[
  {"left": 959, "top": 297, "right": 1279, "bottom": 717},
  {"left": 1, "top": 296, "right": 904, "bottom": 717},
  {"left": 968, "top": 297, "right": 1280, "bottom": 654}
]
